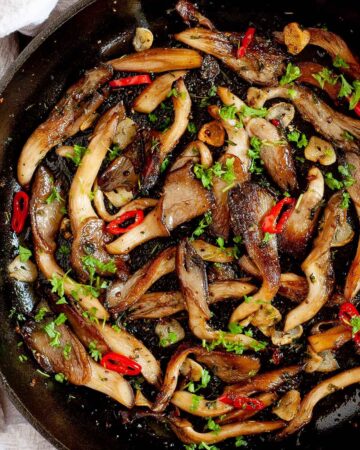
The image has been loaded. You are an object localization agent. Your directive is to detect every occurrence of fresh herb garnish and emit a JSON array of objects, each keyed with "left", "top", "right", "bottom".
[
  {"left": 66, "top": 144, "right": 87, "bottom": 166},
  {"left": 349, "top": 80, "right": 360, "bottom": 110},
  {"left": 287, "top": 130, "right": 308, "bottom": 148},
  {"left": 35, "top": 307, "right": 49, "bottom": 322},
  {"left": 63, "top": 343, "right": 72, "bottom": 360},
  {"left": 81, "top": 255, "right": 116, "bottom": 285},
  {"left": 325, "top": 164, "right": 355, "bottom": 190},
  {"left": 55, "top": 373, "right": 66, "bottom": 383},
  {"left": 46, "top": 186, "right": 63, "bottom": 204},
  {"left": 88, "top": 340, "right": 102, "bottom": 361},
  {"left": 107, "top": 144, "right": 122, "bottom": 162},
  {"left": 186, "top": 369, "right": 211, "bottom": 393},
  {"left": 338, "top": 75, "right": 353, "bottom": 98},
  {"left": 206, "top": 418, "right": 221, "bottom": 435},
  {"left": 312, "top": 68, "right": 338, "bottom": 89},
  {"left": 248, "top": 136, "right": 263, "bottom": 174},
  {"left": 190, "top": 394, "right": 202, "bottom": 411},
  {"left": 333, "top": 55, "right": 349, "bottom": 69},
  {"left": 160, "top": 157, "right": 170, "bottom": 173},
  {"left": 340, "top": 192, "right": 351, "bottom": 209},
  {"left": 159, "top": 331, "right": 178, "bottom": 347},
  {"left": 280, "top": 63, "right": 301, "bottom": 85},
  {"left": 235, "top": 436, "right": 248, "bottom": 447},
  {"left": 19, "top": 245, "right": 32, "bottom": 262},
  {"left": 187, "top": 122, "right": 197, "bottom": 134},
  {"left": 191, "top": 211, "right": 212, "bottom": 240}
]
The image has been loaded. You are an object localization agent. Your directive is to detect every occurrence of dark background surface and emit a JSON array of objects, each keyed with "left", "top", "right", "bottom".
[{"left": 0, "top": 1, "right": 360, "bottom": 449}]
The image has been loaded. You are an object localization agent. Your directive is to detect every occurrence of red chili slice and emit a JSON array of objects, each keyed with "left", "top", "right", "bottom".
[
  {"left": 109, "top": 75, "right": 152, "bottom": 88},
  {"left": 237, "top": 27, "right": 256, "bottom": 58},
  {"left": 270, "top": 119, "right": 280, "bottom": 127},
  {"left": 11, "top": 191, "right": 29, "bottom": 234},
  {"left": 219, "top": 393, "right": 265, "bottom": 411},
  {"left": 106, "top": 210, "right": 144, "bottom": 235},
  {"left": 100, "top": 352, "right": 142, "bottom": 376},
  {"left": 339, "top": 302, "right": 360, "bottom": 349},
  {"left": 261, "top": 197, "right": 296, "bottom": 235}
]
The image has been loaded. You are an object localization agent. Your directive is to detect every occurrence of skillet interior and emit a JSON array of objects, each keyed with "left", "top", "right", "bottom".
[{"left": 0, "top": 0, "right": 359, "bottom": 449}]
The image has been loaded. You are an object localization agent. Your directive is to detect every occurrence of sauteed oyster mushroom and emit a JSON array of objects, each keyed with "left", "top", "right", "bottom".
[{"left": 9, "top": 1, "right": 360, "bottom": 448}]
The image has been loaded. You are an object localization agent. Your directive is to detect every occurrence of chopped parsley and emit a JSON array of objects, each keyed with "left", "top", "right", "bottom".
[
  {"left": 325, "top": 164, "right": 355, "bottom": 190},
  {"left": 186, "top": 369, "right": 211, "bottom": 393},
  {"left": 199, "top": 85, "right": 217, "bottom": 108},
  {"left": 55, "top": 373, "right": 66, "bottom": 383},
  {"left": 18, "top": 354, "right": 28, "bottom": 363},
  {"left": 287, "top": 130, "right": 308, "bottom": 148},
  {"left": 248, "top": 136, "right": 263, "bottom": 174},
  {"left": 159, "top": 331, "right": 178, "bottom": 347},
  {"left": 343, "top": 131, "right": 355, "bottom": 141},
  {"left": 19, "top": 245, "right": 32, "bottom": 262},
  {"left": 82, "top": 307, "right": 100, "bottom": 325},
  {"left": 206, "top": 418, "right": 221, "bottom": 435},
  {"left": 148, "top": 112, "right": 158, "bottom": 123},
  {"left": 34, "top": 307, "right": 49, "bottom": 322},
  {"left": 349, "top": 80, "right": 360, "bottom": 110},
  {"left": 228, "top": 322, "right": 244, "bottom": 334},
  {"left": 262, "top": 232, "right": 273, "bottom": 244},
  {"left": 190, "top": 394, "right": 202, "bottom": 411},
  {"left": 333, "top": 55, "right": 349, "bottom": 69},
  {"left": 184, "top": 443, "right": 219, "bottom": 450},
  {"left": 88, "top": 340, "right": 102, "bottom": 361},
  {"left": 287, "top": 88, "right": 297, "bottom": 99},
  {"left": 312, "top": 68, "right": 338, "bottom": 89},
  {"left": 187, "top": 122, "right": 197, "bottom": 134},
  {"left": 351, "top": 316, "right": 360, "bottom": 335},
  {"left": 235, "top": 436, "right": 248, "bottom": 447},
  {"left": 340, "top": 192, "right": 351, "bottom": 209},
  {"left": 81, "top": 255, "right": 116, "bottom": 285},
  {"left": 58, "top": 244, "right": 70, "bottom": 256},
  {"left": 50, "top": 272, "right": 67, "bottom": 305},
  {"left": 43, "top": 313, "right": 67, "bottom": 348},
  {"left": 191, "top": 211, "right": 212, "bottom": 240},
  {"left": 63, "top": 343, "right": 72, "bottom": 360},
  {"left": 280, "top": 63, "right": 301, "bottom": 85},
  {"left": 46, "top": 186, "right": 63, "bottom": 204},
  {"left": 160, "top": 157, "right": 170, "bottom": 173},
  {"left": 66, "top": 144, "right": 87, "bottom": 166},
  {"left": 107, "top": 144, "right": 122, "bottom": 162},
  {"left": 240, "top": 105, "right": 268, "bottom": 118},
  {"left": 338, "top": 75, "right": 353, "bottom": 98},
  {"left": 202, "top": 331, "right": 247, "bottom": 355},
  {"left": 219, "top": 105, "right": 237, "bottom": 121}
]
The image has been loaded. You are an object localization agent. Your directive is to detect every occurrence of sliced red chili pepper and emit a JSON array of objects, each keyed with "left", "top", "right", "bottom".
[
  {"left": 354, "top": 101, "right": 360, "bottom": 117},
  {"left": 270, "top": 119, "right": 280, "bottom": 127},
  {"left": 11, "top": 191, "right": 29, "bottom": 234},
  {"left": 237, "top": 27, "right": 256, "bottom": 58},
  {"left": 339, "top": 302, "right": 359, "bottom": 326},
  {"left": 106, "top": 210, "right": 144, "bottom": 235},
  {"left": 109, "top": 75, "right": 152, "bottom": 88},
  {"left": 100, "top": 352, "right": 142, "bottom": 376},
  {"left": 219, "top": 393, "right": 265, "bottom": 411},
  {"left": 261, "top": 197, "right": 296, "bottom": 234},
  {"left": 338, "top": 302, "right": 360, "bottom": 349}
]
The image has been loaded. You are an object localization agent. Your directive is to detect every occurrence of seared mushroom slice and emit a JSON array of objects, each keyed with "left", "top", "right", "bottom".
[
  {"left": 279, "top": 167, "right": 324, "bottom": 258},
  {"left": 50, "top": 294, "right": 161, "bottom": 385},
  {"left": 30, "top": 166, "right": 109, "bottom": 319},
  {"left": 17, "top": 64, "right": 112, "bottom": 186},
  {"left": 177, "top": 239, "right": 261, "bottom": 348},
  {"left": 247, "top": 85, "right": 360, "bottom": 151},
  {"left": 282, "top": 23, "right": 310, "bottom": 55},
  {"left": 224, "top": 365, "right": 302, "bottom": 397},
  {"left": 141, "top": 78, "right": 191, "bottom": 191},
  {"left": 175, "top": 28, "right": 285, "bottom": 86},
  {"left": 274, "top": 27, "right": 360, "bottom": 79},
  {"left": 228, "top": 183, "right": 281, "bottom": 322},
  {"left": 245, "top": 117, "right": 297, "bottom": 191},
  {"left": 133, "top": 71, "right": 187, "bottom": 113},
  {"left": 344, "top": 152, "right": 360, "bottom": 301},
  {"left": 175, "top": 0, "right": 215, "bottom": 30},
  {"left": 69, "top": 105, "right": 128, "bottom": 281},
  {"left": 171, "top": 391, "right": 233, "bottom": 417},
  {"left": 106, "top": 162, "right": 212, "bottom": 254},
  {"left": 171, "top": 141, "right": 213, "bottom": 171},
  {"left": 127, "top": 280, "right": 257, "bottom": 320},
  {"left": 107, "top": 247, "right": 176, "bottom": 314},
  {"left": 284, "top": 193, "right": 346, "bottom": 332},
  {"left": 108, "top": 48, "right": 202, "bottom": 72},
  {"left": 277, "top": 367, "right": 360, "bottom": 438},
  {"left": 22, "top": 319, "right": 134, "bottom": 408},
  {"left": 297, "top": 62, "right": 340, "bottom": 101},
  {"left": 196, "top": 351, "right": 260, "bottom": 384},
  {"left": 170, "top": 416, "right": 285, "bottom": 445},
  {"left": 308, "top": 324, "right": 352, "bottom": 353},
  {"left": 273, "top": 390, "right": 301, "bottom": 421}
]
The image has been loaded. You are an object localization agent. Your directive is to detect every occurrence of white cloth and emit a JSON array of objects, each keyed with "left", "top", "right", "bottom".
[
  {"left": 0, "top": 0, "right": 77, "bottom": 79},
  {"left": 0, "top": 2, "right": 81, "bottom": 447}
]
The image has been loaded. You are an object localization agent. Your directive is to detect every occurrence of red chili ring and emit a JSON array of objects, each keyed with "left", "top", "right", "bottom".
[
  {"left": 100, "top": 352, "right": 142, "bottom": 376},
  {"left": 106, "top": 210, "right": 144, "bottom": 235},
  {"left": 11, "top": 191, "right": 30, "bottom": 234}
]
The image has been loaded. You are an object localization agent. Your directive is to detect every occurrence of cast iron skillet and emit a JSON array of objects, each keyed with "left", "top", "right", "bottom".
[{"left": 0, "top": 1, "right": 359, "bottom": 449}]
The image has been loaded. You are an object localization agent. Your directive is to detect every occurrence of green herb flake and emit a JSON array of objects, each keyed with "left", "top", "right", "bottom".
[
  {"left": 191, "top": 211, "right": 212, "bottom": 240},
  {"left": 160, "top": 157, "right": 170, "bottom": 173},
  {"left": 63, "top": 343, "right": 72, "bottom": 360},
  {"left": 190, "top": 394, "right": 202, "bottom": 411},
  {"left": 349, "top": 80, "right": 360, "bottom": 110},
  {"left": 66, "top": 144, "right": 87, "bottom": 166},
  {"left": 187, "top": 369, "right": 211, "bottom": 393},
  {"left": 18, "top": 354, "right": 28, "bottom": 363},
  {"left": 312, "top": 68, "right": 338, "bottom": 89},
  {"left": 340, "top": 192, "right": 351, "bottom": 209},
  {"left": 333, "top": 55, "right": 350, "bottom": 69},
  {"left": 351, "top": 316, "right": 360, "bottom": 335},
  {"left": 19, "top": 245, "right": 32, "bottom": 262},
  {"left": 148, "top": 112, "right": 158, "bottom": 123},
  {"left": 34, "top": 307, "right": 49, "bottom": 322},
  {"left": 55, "top": 373, "right": 66, "bottom": 383},
  {"left": 280, "top": 63, "right": 301, "bottom": 86},
  {"left": 206, "top": 418, "right": 221, "bottom": 435},
  {"left": 338, "top": 75, "right": 353, "bottom": 98},
  {"left": 46, "top": 186, "right": 63, "bottom": 204},
  {"left": 228, "top": 322, "right": 244, "bottom": 334},
  {"left": 235, "top": 436, "right": 248, "bottom": 447},
  {"left": 187, "top": 122, "right": 197, "bottom": 134},
  {"left": 159, "top": 331, "right": 178, "bottom": 347},
  {"left": 88, "top": 340, "right": 102, "bottom": 362}
]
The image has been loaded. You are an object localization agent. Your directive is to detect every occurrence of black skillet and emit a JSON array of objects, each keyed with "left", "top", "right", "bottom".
[{"left": 0, "top": 0, "right": 359, "bottom": 449}]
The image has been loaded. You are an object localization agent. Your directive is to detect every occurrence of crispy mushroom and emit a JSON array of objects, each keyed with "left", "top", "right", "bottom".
[
  {"left": 107, "top": 246, "right": 176, "bottom": 314},
  {"left": 133, "top": 27, "right": 154, "bottom": 52},
  {"left": 344, "top": 152, "right": 360, "bottom": 301},
  {"left": 284, "top": 193, "right": 345, "bottom": 332},
  {"left": 198, "top": 121, "right": 225, "bottom": 147},
  {"left": 155, "top": 318, "right": 185, "bottom": 347},
  {"left": 274, "top": 27, "right": 360, "bottom": 79},
  {"left": 277, "top": 367, "right": 360, "bottom": 438},
  {"left": 108, "top": 48, "right": 202, "bottom": 72},
  {"left": 127, "top": 280, "right": 257, "bottom": 320},
  {"left": 8, "top": 256, "right": 38, "bottom": 282},
  {"left": 169, "top": 416, "right": 285, "bottom": 445},
  {"left": 272, "top": 390, "right": 301, "bottom": 421},
  {"left": 175, "top": 28, "right": 285, "bottom": 86},
  {"left": 21, "top": 319, "right": 134, "bottom": 408},
  {"left": 106, "top": 162, "right": 212, "bottom": 254},
  {"left": 308, "top": 325, "right": 352, "bottom": 353},
  {"left": 304, "top": 137, "right": 336, "bottom": 166},
  {"left": 267, "top": 102, "right": 295, "bottom": 128},
  {"left": 228, "top": 183, "right": 281, "bottom": 322},
  {"left": 175, "top": 0, "right": 216, "bottom": 30},
  {"left": 133, "top": 71, "right": 187, "bottom": 113},
  {"left": 279, "top": 167, "right": 324, "bottom": 258},
  {"left": 245, "top": 117, "right": 297, "bottom": 191},
  {"left": 30, "top": 166, "right": 109, "bottom": 319},
  {"left": 17, "top": 64, "right": 112, "bottom": 186},
  {"left": 192, "top": 240, "right": 234, "bottom": 263},
  {"left": 246, "top": 85, "right": 360, "bottom": 151},
  {"left": 171, "top": 141, "right": 213, "bottom": 171},
  {"left": 224, "top": 366, "right": 302, "bottom": 397},
  {"left": 177, "top": 239, "right": 262, "bottom": 348},
  {"left": 51, "top": 296, "right": 161, "bottom": 385},
  {"left": 282, "top": 22, "right": 310, "bottom": 55},
  {"left": 171, "top": 391, "right": 233, "bottom": 417}
]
